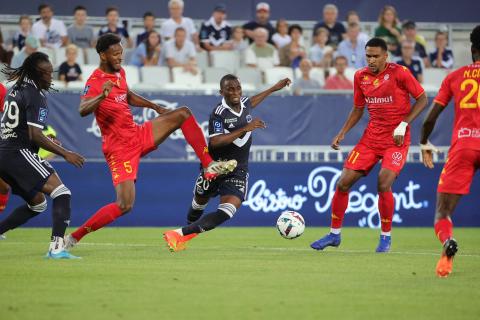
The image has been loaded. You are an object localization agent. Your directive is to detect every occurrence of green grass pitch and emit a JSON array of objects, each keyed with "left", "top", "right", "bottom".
[{"left": 1, "top": 227, "right": 479, "bottom": 320}]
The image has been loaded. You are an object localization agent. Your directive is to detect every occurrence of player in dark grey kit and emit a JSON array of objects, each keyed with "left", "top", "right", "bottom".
[
  {"left": 163, "top": 74, "right": 291, "bottom": 251},
  {"left": 0, "top": 52, "right": 85, "bottom": 258}
]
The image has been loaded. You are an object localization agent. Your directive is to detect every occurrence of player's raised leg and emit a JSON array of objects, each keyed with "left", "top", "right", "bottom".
[
  {"left": 164, "top": 195, "right": 240, "bottom": 252},
  {"left": 310, "top": 168, "right": 363, "bottom": 250},
  {"left": 375, "top": 168, "right": 397, "bottom": 253},
  {"left": 150, "top": 107, "right": 237, "bottom": 180},
  {"left": 67, "top": 180, "right": 134, "bottom": 246},
  {"left": 434, "top": 193, "right": 461, "bottom": 277}
]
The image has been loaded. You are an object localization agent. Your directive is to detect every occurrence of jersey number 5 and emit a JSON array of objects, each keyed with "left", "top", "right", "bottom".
[
  {"left": 460, "top": 79, "right": 480, "bottom": 109},
  {"left": 123, "top": 161, "right": 133, "bottom": 173},
  {"left": 1, "top": 101, "right": 20, "bottom": 129}
]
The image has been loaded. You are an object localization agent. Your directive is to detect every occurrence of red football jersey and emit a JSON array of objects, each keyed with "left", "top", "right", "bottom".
[
  {"left": 0, "top": 83, "right": 6, "bottom": 112},
  {"left": 353, "top": 63, "right": 425, "bottom": 150},
  {"left": 82, "top": 68, "right": 138, "bottom": 152},
  {"left": 434, "top": 62, "right": 480, "bottom": 151}
]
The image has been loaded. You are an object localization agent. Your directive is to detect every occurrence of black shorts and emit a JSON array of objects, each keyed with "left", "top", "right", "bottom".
[
  {"left": 194, "top": 168, "right": 249, "bottom": 202},
  {"left": 0, "top": 148, "right": 55, "bottom": 201}
]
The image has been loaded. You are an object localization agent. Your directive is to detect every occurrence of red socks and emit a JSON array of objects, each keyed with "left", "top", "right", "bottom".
[
  {"left": 434, "top": 218, "right": 453, "bottom": 244},
  {"left": 71, "top": 203, "right": 122, "bottom": 241},
  {"left": 331, "top": 189, "right": 349, "bottom": 229},
  {"left": 181, "top": 115, "right": 213, "bottom": 168},
  {"left": 378, "top": 191, "right": 394, "bottom": 233},
  {"left": 0, "top": 192, "right": 9, "bottom": 212}
]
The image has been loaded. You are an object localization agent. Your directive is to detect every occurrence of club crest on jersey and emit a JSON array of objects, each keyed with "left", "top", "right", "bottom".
[
  {"left": 38, "top": 108, "right": 48, "bottom": 123},
  {"left": 373, "top": 79, "right": 380, "bottom": 87},
  {"left": 392, "top": 152, "right": 403, "bottom": 165},
  {"left": 384, "top": 74, "right": 390, "bottom": 80},
  {"left": 83, "top": 85, "right": 90, "bottom": 96},
  {"left": 246, "top": 115, "right": 252, "bottom": 123}
]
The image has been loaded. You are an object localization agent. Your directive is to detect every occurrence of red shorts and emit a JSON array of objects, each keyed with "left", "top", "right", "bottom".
[
  {"left": 437, "top": 149, "right": 480, "bottom": 195},
  {"left": 104, "top": 121, "right": 156, "bottom": 186},
  {"left": 344, "top": 142, "right": 409, "bottom": 175}
]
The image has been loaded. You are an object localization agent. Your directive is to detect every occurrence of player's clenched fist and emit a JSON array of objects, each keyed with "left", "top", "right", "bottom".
[
  {"left": 271, "top": 78, "right": 291, "bottom": 91},
  {"left": 102, "top": 80, "right": 116, "bottom": 98},
  {"left": 331, "top": 133, "right": 345, "bottom": 150},
  {"left": 244, "top": 118, "right": 266, "bottom": 132},
  {"left": 64, "top": 151, "right": 85, "bottom": 168}
]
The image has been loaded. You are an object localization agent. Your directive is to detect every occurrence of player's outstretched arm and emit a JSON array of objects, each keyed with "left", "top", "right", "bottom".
[
  {"left": 127, "top": 89, "right": 168, "bottom": 114},
  {"left": 79, "top": 80, "right": 115, "bottom": 117},
  {"left": 331, "top": 106, "right": 364, "bottom": 150},
  {"left": 420, "top": 102, "right": 445, "bottom": 168},
  {"left": 393, "top": 93, "right": 428, "bottom": 146},
  {"left": 209, "top": 118, "right": 266, "bottom": 149},
  {"left": 29, "top": 126, "right": 85, "bottom": 168},
  {"left": 249, "top": 78, "right": 291, "bottom": 108}
]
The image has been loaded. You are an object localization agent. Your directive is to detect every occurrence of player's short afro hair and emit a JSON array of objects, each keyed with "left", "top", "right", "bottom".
[
  {"left": 470, "top": 25, "right": 480, "bottom": 50},
  {"left": 220, "top": 74, "right": 238, "bottom": 89},
  {"left": 96, "top": 33, "right": 122, "bottom": 54},
  {"left": 365, "top": 37, "right": 388, "bottom": 51}
]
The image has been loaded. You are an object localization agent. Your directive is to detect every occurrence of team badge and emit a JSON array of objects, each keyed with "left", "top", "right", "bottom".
[
  {"left": 246, "top": 115, "right": 252, "bottom": 123},
  {"left": 213, "top": 120, "right": 223, "bottom": 133},
  {"left": 38, "top": 108, "right": 48, "bottom": 123},
  {"left": 373, "top": 79, "right": 380, "bottom": 87},
  {"left": 384, "top": 74, "right": 390, "bottom": 80}
]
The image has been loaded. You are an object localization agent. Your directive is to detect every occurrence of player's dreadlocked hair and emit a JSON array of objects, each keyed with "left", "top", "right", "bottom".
[
  {"left": 1, "top": 51, "right": 53, "bottom": 92},
  {"left": 96, "top": 33, "right": 122, "bottom": 54},
  {"left": 470, "top": 25, "right": 480, "bottom": 61},
  {"left": 220, "top": 74, "right": 238, "bottom": 89}
]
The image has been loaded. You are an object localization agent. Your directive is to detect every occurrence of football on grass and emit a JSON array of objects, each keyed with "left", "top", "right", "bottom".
[{"left": 276, "top": 211, "right": 305, "bottom": 239}]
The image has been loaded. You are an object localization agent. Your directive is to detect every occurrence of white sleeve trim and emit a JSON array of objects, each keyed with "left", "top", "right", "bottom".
[
  {"left": 27, "top": 122, "right": 44, "bottom": 129},
  {"left": 208, "top": 133, "right": 223, "bottom": 138}
]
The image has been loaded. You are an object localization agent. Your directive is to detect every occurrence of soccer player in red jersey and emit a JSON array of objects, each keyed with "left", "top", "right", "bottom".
[
  {"left": 64, "top": 34, "right": 236, "bottom": 248},
  {"left": 0, "top": 83, "right": 10, "bottom": 213},
  {"left": 311, "top": 37, "right": 427, "bottom": 252},
  {"left": 420, "top": 25, "right": 480, "bottom": 277}
]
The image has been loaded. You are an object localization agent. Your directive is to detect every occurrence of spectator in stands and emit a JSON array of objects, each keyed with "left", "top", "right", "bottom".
[
  {"left": 243, "top": 2, "right": 275, "bottom": 45},
  {"left": 279, "top": 24, "right": 306, "bottom": 68},
  {"left": 130, "top": 31, "right": 162, "bottom": 67},
  {"left": 0, "top": 29, "right": 13, "bottom": 64},
  {"left": 12, "top": 15, "right": 32, "bottom": 51},
  {"left": 67, "top": 6, "right": 95, "bottom": 49},
  {"left": 292, "top": 59, "right": 322, "bottom": 95},
  {"left": 400, "top": 20, "right": 428, "bottom": 67},
  {"left": 309, "top": 27, "right": 333, "bottom": 68},
  {"left": 324, "top": 55, "right": 353, "bottom": 90},
  {"left": 374, "top": 5, "right": 402, "bottom": 48},
  {"left": 429, "top": 31, "right": 454, "bottom": 69},
  {"left": 136, "top": 12, "right": 156, "bottom": 47},
  {"left": 199, "top": 4, "right": 232, "bottom": 51},
  {"left": 98, "top": 6, "right": 133, "bottom": 48},
  {"left": 272, "top": 19, "right": 291, "bottom": 49},
  {"left": 245, "top": 27, "right": 279, "bottom": 70},
  {"left": 231, "top": 26, "right": 249, "bottom": 53},
  {"left": 336, "top": 22, "right": 367, "bottom": 69},
  {"left": 58, "top": 44, "right": 82, "bottom": 83},
  {"left": 160, "top": 0, "right": 198, "bottom": 48},
  {"left": 312, "top": 4, "right": 346, "bottom": 48},
  {"left": 32, "top": 4, "right": 67, "bottom": 48},
  {"left": 10, "top": 36, "right": 39, "bottom": 68},
  {"left": 165, "top": 27, "right": 197, "bottom": 75},
  {"left": 394, "top": 40, "right": 424, "bottom": 83},
  {"left": 345, "top": 10, "right": 369, "bottom": 43}
]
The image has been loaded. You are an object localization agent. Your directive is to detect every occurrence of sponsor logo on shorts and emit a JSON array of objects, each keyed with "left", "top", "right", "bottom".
[
  {"left": 115, "top": 93, "right": 127, "bottom": 103},
  {"left": 392, "top": 152, "right": 403, "bottom": 166}
]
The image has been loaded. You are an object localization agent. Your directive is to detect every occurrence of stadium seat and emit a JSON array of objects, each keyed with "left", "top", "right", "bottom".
[
  {"left": 171, "top": 67, "right": 203, "bottom": 87},
  {"left": 452, "top": 41, "right": 470, "bottom": 68},
  {"left": 294, "top": 67, "right": 326, "bottom": 87},
  {"left": 122, "top": 65, "right": 140, "bottom": 86},
  {"left": 423, "top": 68, "right": 449, "bottom": 91},
  {"left": 140, "top": 66, "right": 171, "bottom": 87},
  {"left": 264, "top": 67, "right": 294, "bottom": 86},
  {"left": 85, "top": 48, "right": 100, "bottom": 65},
  {"left": 204, "top": 67, "right": 230, "bottom": 84},
  {"left": 80, "top": 64, "right": 98, "bottom": 84},
  {"left": 210, "top": 51, "right": 241, "bottom": 73},
  {"left": 196, "top": 51, "right": 210, "bottom": 69},
  {"left": 123, "top": 48, "right": 134, "bottom": 65},
  {"left": 236, "top": 67, "right": 263, "bottom": 87}
]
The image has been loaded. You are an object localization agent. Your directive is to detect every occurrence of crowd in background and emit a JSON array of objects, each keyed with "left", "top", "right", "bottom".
[{"left": 0, "top": 1, "right": 456, "bottom": 92}]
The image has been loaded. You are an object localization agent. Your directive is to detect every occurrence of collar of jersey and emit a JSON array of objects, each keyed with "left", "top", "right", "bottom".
[
  {"left": 94, "top": 68, "right": 121, "bottom": 79},
  {"left": 207, "top": 16, "right": 229, "bottom": 31},
  {"left": 222, "top": 98, "right": 245, "bottom": 117}
]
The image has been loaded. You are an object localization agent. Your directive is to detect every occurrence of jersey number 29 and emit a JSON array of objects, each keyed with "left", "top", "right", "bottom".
[{"left": 1, "top": 101, "right": 20, "bottom": 129}]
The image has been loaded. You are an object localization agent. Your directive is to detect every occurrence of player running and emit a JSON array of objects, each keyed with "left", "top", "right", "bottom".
[
  {"left": 0, "top": 52, "right": 85, "bottom": 258},
  {"left": 64, "top": 34, "right": 236, "bottom": 248},
  {"left": 0, "top": 83, "right": 10, "bottom": 214},
  {"left": 163, "top": 74, "right": 291, "bottom": 251},
  {"left": 311, "top": 37, "right": 427, "bottom": 252},
  {"left": 420, "top": 25, "right": 480, "bottom": 277}
]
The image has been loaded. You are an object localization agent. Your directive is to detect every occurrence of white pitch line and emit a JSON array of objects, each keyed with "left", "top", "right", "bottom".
[{"left": 2, "top": 241, "right": 480, "bottom": 258}]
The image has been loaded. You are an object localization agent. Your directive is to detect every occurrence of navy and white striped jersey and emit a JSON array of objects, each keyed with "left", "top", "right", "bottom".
[
  {"left": 0, "top": 80, "right": 48, "bottom": 153},
  {"left": 208, "top": 97, "right": 252, "bottom": 171}
]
